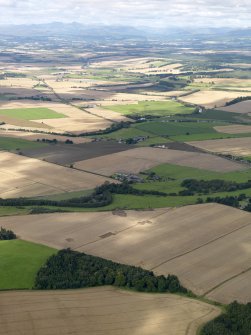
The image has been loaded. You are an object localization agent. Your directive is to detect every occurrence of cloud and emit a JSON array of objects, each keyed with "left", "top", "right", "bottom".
[{"left": 0, "top": 0, "right": 250, "bottom": 27}]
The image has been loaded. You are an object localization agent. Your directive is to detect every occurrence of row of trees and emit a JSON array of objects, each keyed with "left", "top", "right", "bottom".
[
  {"left": 225, "top": 96, "right": 251, "bottom": 106},
  {"left": 35, "top": 249, "right": 187, "bottom": 294},
  {"left": 181, "top": 179, "right": 251, "bottom": 195}
]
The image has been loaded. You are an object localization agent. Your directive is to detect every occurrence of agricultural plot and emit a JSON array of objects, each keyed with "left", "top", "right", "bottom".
[
  {"left": 214, "top": 124, "right": 251, "bottom": 134},
  {"left": 1, "top": 204, "right": 251, "bottom": 303},
  {"left": 0, "top": 240, "right": 55, "bottom": 289},
  {"left": 21, "top": 141, "right": 131, "bottom": 165},
  {"left": 219, "top": 100, "right": 251, "bottom": 114},
  {"left": 105, "top": 100, "right": 194, "bottom": 116},
  {"left": 187, "top": 137, "right": 251, "bottom": 157},
  {"left": 0, "top": 287, "right": 220, "bottom": 335},
  {"left": 180, "top": 90, "right": 243, "bottom": 108},
  {"left": 0, "top": 136, "right": 47, "bottom": 150},
  {"left": 0, "top": 129, "right": 92, "bottom": 144},
  {"left": 0, "top": 101, "right": 112, "bottom": 133},
  {"left": 0, "top": 151, "right": 112, "bottom": 198},
  {"left": 75, "top": 147, "right": 245, "bottom": 175}
]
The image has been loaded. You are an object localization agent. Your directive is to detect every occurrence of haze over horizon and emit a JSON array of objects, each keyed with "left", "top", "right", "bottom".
[{"left": 0, "top": 0, "right": 250, "bottom": 28}]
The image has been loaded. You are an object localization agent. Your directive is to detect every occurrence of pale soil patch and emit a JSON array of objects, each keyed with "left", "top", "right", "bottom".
[
  {"left": 0, "top": 287, "right": 220, "bottom": 335},
  {"left": 1, "top": 204, "right": 250, "bottom": 303},
  {"left": 187, "top": 137, "right": 251, "bottom": 157},
  {"left": 75, "top": 147, "right": 245, "bottom": 175},
  {"left": 0, "top": 129, "right": 91, "bottom": 144},
  {"left": 219, "top": 100, "right": 251, "bottom": 114},
  {"left": 214, "top": 124, "right": 251, "bottom": 134},
  {"left": 0, "top": 77, "right": 38, "bottom": 89},
  {"left": 0, "top": 151, "right": 112, "bottom": 198},
  {"left": 180, "top": 90, "right": 243, "bottom": 108}
]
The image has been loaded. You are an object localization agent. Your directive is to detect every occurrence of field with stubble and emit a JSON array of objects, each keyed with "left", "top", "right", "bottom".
[
  {"left": 0, "top": 287, "right": 220, "bottom": 335},
  {"left": 1, "top": 204, "right": 251, "bottom": 303},
  {"left": 75, "top": 147, "right": 246, "bottom": 175}
]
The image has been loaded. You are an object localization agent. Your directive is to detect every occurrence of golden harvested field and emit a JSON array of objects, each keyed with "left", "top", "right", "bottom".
[
  {"left": 180, "top": 90, "right": 243, "bottom": 108},
  {"left": 75, "top": 147, "right": 246, "bottom": 175},
  {"left": 0, "top": 101, "right": 112, "bottom": 133},
  {"left": 0, "top": 129, "right": 92, "bottom": 144},
  {"left": 187, "top": 137, "right": 251, "bottom": 156},
  {"left": 214, "top": 124, "right": 251, "bottom": 134},
  {"left": 0, "top": 151, "right": 112, "bottom": 198},
  {"left": 194, "top": 77, "right": 251, "bottom": 86},
  {"left": 85, "top": 107, "right": 132, "bottom": 122},
  {"left": 219, "top": 100, "right": 251, "bottom": 114},
  {"left": 0, "top": 287, "right": 220, "bottom": 335},
  {"left": 1, "top": 204, "right": 251, "bottom": 303}
]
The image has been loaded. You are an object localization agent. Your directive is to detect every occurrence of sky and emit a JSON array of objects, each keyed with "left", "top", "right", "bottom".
[{"left": 0, "top": 0, "right": 250, "bottom": 27}]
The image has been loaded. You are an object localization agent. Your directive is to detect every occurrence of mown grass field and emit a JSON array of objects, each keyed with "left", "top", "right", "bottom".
[
  {"left": 0, "top": 240, "right": 55, "bottom": 289},
  {"left": 105, "top": 100, "right": 195, "bottom": 116},
  {"left": 0, "top": 137, "right": 47, "bottom": 150},
  {"left": 0, "top": 107, "right": 66, "bottom": 120}
]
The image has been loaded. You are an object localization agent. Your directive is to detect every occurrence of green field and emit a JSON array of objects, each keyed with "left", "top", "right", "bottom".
[
  {"left": 0, "top": 107, "right": 66, "bottom": 120},
  {"left": 0, "top": 137, "right": 47, "bottom": 150},
  {"left": 0, "top": 240, "right": 55, "bottom": 289},
  {"left": 105, "top": 100, "right": 195, "bottom": 116}
]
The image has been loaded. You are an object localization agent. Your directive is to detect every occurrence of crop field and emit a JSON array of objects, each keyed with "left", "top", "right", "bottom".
[
  {"left": 75, "top": 147, "right": 245, "bottom": 175},
  {"left": 0, "top": 240, "right": 55, "bottom": 289},
  {"left": 1, "top": 204, "right": 251, "bottom": 303},
  {"left": 220, "top": 100, "right": 251, "bottom": 114},
  {"left": 0, "top": 107, "right": 66, "bottom": 120},
  {"left": 214, "top": 124, "right": 251, "bottom": 134},
  {"left": 180, "top": 90, "right": 243, "bottom": 108},
  {"left": 0, "top": 136, "right": 47, "bottom": 150},
  {"left": 0, "top": 129, "right": 92, "bottom": 144},
  {"left": 0, "top": 287, "right": 220, "bottom": 335},
  {"left": 21, "top": 141, "right": 131, "bottom": 165},
  {"left": 104, "top": 100, "right": 194, "bottom": 116},
  {"left": 0, "top": 151, "right": 112, "bottom": 198},
  {"left": 187, "top": 137, "right": 251, "bottom": 156}
]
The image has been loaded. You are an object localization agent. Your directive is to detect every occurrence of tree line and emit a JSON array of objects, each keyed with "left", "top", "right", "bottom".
[
  {"left": 0, "top": 227, "right": 16, "bottom": 240},
  {"left": 35, "top": 249, "right": 187, "bottom": 294}
]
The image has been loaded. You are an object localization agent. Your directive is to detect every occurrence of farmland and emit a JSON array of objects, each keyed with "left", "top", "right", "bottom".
[
  {"left": 1, "top": 24, "right": 251, "bottom": 334},
  {"left": 0, "top": 240, "right": 55, "bottom": 289},
  {"left": 1, "top": 204, "right": 251, "bottom": 303},
  {"left": 0, "top": 287, "right": 220, "bottom": 335}
]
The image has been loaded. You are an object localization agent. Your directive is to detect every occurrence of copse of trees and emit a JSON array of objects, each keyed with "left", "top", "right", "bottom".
[
  {"left": 35, "top": 249, "right": 187, "bottom": 294},
  {"left": 0, "top": 227, "right": 16, "bottom": 240},
  {"left": 200, "top": 301, "right": 251, "bottom": 335}
]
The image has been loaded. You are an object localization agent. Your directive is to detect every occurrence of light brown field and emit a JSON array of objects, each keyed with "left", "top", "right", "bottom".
[
  {"left": 85, "top": 107, "right": 132, "bottom": 122},
  {"left": 194, "top": 77, "right": 251, "bottom": 86},
  {"left": 180, "top": 90, "right": 243, "bottom": 108},
  {"left": 1, "top": 204, "right": 251, "bottom": 303},
  {"left": 214, "top": 124, "right": 251, "bottom": 134},
  {"left": 0, "top": 287, "right": 220, "bottom": 335},
  {"left": 0, "top": 151, "right": 112, "bottom": 198},
  {"left": 75, "top": 147, "right": 246, "bottom": 175},
  {"left": 219, "top": 100, "right": 251, "bottom": 114},
  {"left": 0, "top": 101, "right": 112, "bottom": 133},
  {"left": 0, "top": 129, "right": 92, "bottom": 144},
  {"left": 187, "top": 137, "right": 251, "bottom": 157}
]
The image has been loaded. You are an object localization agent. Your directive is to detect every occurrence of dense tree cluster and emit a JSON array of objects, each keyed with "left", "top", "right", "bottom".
[
  {"left": 35, "top": 249, "right": 187, "bottom": 294},
  {"left": 181, "top": 179, "right": 251, "bottom": 195},
  {"left": 201, "top": 301, "right": 251, "bottom": 335},
  {"left": 0, "top": 227, "right": 16, "bottom": 240},
  {"left": 197, "top": 195, "right": 245, "bottom": 208}
]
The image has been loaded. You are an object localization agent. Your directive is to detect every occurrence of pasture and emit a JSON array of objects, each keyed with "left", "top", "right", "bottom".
[
  {"left": 105, "top": 100, "right": 194, "bottom": 116},
  {"left": 0, "top": 287, "right": 220, "bottom": 335},
  {"left": 0, "top": 240, "right": 55, "bottom": 289},
  {"left": 1, "top": 204, "right": 251, "bottom": 303},
  {"left": 0, "top": 107, "right": 65, "bottom": 120}
]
